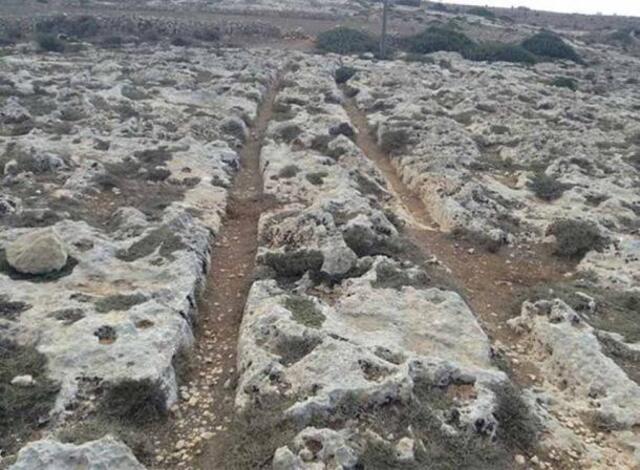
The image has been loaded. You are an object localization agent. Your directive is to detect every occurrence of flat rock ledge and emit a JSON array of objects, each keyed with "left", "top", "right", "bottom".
[{"left": 9, "top": 436, "right": 145, "bottom": 470}]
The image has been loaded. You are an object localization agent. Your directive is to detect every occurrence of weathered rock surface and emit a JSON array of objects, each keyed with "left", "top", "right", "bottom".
[
  {"left": 5, "top": 228, "right": 68, "bottom": 275},
  {"left": 0, "top": 44, "right": 285, "bottom": 427},
  {"left": 9, "top": 436, "right": 145, "bottom": 470},
  {"left": 236, "top": 57, "right": 512, "bottom": 468}
]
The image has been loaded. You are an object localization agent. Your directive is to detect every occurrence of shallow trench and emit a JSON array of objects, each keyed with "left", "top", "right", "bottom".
[
  {"left": 152, "top": 75, "right": 283, "bottom": 469},
  {"left": 342, "top": 96, "right": 574, "bottom": 388}
]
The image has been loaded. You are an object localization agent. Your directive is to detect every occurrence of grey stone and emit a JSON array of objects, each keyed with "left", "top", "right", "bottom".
[
  {"left": 6, "top": 228, "right": 68, "bottom": 275},
  {"left": 9, "top": 436, "right": 146, "bottom": 470}
]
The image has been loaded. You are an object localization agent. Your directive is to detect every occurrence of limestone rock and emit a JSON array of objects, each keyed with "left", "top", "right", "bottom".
[
  {"left": 6, "top": 228, "right": 68, "bottom": 275},
  {"left": 9, "top": 436, "right": 146, "bottom": 470}
]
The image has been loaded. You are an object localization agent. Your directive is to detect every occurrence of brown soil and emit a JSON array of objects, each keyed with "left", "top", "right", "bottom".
[
  {"left": 343, "top": 98, "right": 575, "bottom": 387},
  {"left": 152, "top": 76, "right": 282, "bottom": 469}
]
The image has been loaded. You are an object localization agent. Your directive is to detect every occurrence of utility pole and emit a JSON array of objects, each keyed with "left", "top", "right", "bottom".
[{"left": 380, "top": 0, "right": 389, "bottom": 58}]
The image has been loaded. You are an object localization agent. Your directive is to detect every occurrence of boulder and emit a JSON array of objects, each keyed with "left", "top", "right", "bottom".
[
  {"left": 5, "top": 228, "right": 68, "bottom": 275},
  {"left": 10, "top": 436, "right": 145, "bottom": 470}
]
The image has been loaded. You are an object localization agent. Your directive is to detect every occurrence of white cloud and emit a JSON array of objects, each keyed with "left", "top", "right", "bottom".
[{"left": 441, "top": 0, "right": 640, "bottom": 17}]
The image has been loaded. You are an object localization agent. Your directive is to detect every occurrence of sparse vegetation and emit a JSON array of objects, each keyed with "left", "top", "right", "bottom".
[
  {"left": 316, "top": 27, "right": 377, "bottom": 55},
  {"left": 547, "top": 219, "right": 608, "bottom": 259}
]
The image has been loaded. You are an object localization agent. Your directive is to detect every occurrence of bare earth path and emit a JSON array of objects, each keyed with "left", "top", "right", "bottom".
[
  {"left": 343, "top": 98, "right": 575, "bottom": 388},
  {"left": 153, "top": 76, "right": 282, "bottom": 470}
]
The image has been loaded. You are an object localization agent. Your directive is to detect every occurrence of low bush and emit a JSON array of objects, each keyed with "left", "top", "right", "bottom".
[
  {"left": 521, "top": 31, "right": 584, "bottom": 64},
  {"left": 467, "top": 6, "right": 496, "bottom": 19},
  {"left": 316, "top": 27, "right": 377, "bottom": 55},
  {"left": 527, "top": 172, "right": 571, "bottom": 201},
  {"left": 37, "top": 34, "right": 65, "bottom": 53},
  {"left": 550, "top": 76, "right": 579, "bottom": 91},
  {"left": 463, "top": 43, "right": 536, "bottom": 64},
  {"left": 278, "top": 164, "right": 300, "bottom": 178},
  {"left": 405, "top": 25, "right": 475, "bottom": 54},
  {"left": 547, "top": 219, "right": 608, "bottom": 259}
]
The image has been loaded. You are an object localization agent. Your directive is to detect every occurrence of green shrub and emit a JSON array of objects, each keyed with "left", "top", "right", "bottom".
[
  {"left": 467, "top": 6, "right": 496, "bottom": 19},
  {"left": 522, "top": 31, "right": 584, "bottom": 64},
  {"left": 547, "top": 219, "right": 608, "bottom": 259},
  {"left": 335, "top": 66, "right": 357, "bottom": 84},
  {"left": 527, "top": 172, "right": 571, "bottom": 201},
  {"left": 463, "top": 43, "right": 536, "bottom": 64},
  {"left": 405, "top": 26, "right": 475, "bottom": 54},
  {"left": 316, "top": 27, "right": 377, "bottom": 55},
  {"left": 37, "top": 34, "right": 65, "bottom": 53},
  {"left": 550, "top": 76, "right": 578, "bottom": 91}
]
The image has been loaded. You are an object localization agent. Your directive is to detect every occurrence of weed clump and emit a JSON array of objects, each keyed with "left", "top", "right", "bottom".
[
  {"left": 37, "top": 34, "right": 65, "bottom": 53},
  {"left": 0, "top": 338, "right": 60, "bottom": 451},
  {"left": 278, "top": 164, "right": 300, "bottom": 178},
  {"left": 100, "top": 379, "right": 167, "bottom": 425},
  {"left": 550, "top": 76, "right": 579, "bottom": 91},
  {"left": 521, "top": 31, "right": 584, "bottom": 64},
  {"left": 547, "top": 219, "right": 608, "bottom": 259},
  {"left": 527, "top": 172, "right": 571, "bottom": 201},
  {"left": 335, "top": 66, "right": 357, "bottom": 84},
  {"left": 284, "top": 295, "right": 326, "bottom": 328},
  {"left": 306, "top": 171, "right": 328, "bottom": 186},
  {"left": 317, "top": 27, "right": 377, "bottom": 55}
]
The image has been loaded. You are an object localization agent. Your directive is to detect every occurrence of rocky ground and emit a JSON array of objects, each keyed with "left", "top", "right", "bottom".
[{"left": 1, "top": 1, "right": 640, "bottom": 470}]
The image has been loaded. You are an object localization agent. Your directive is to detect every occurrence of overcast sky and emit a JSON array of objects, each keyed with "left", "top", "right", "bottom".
[{"left": 443, "top": 1, "right": 640, "bottom": 17}]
